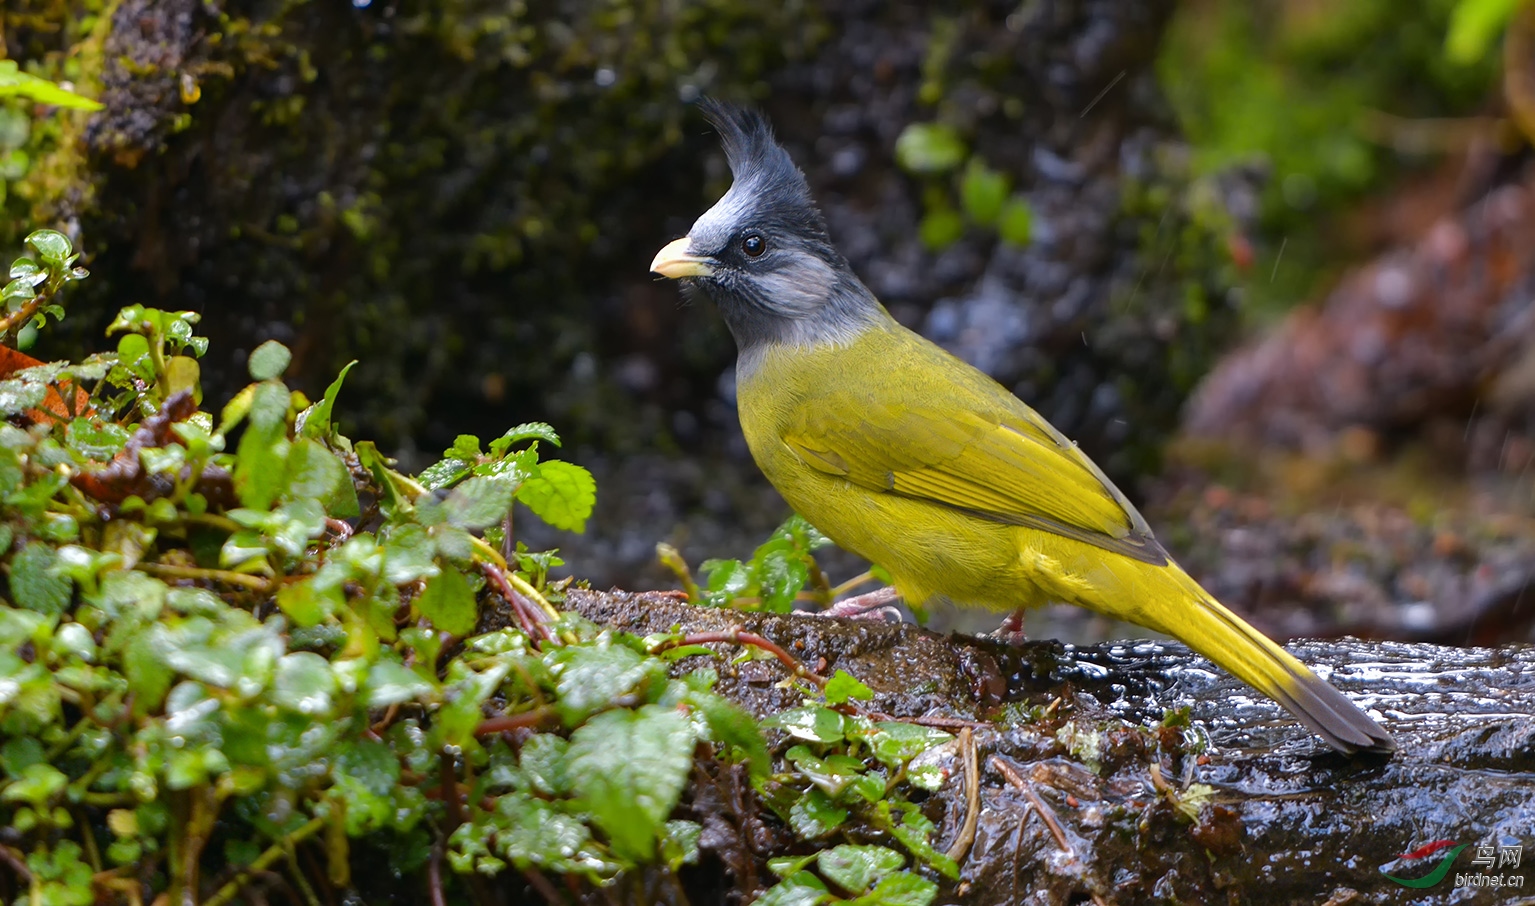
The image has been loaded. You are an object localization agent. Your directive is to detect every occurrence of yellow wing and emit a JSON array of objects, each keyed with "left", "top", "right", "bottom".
[{"left": 781, "top": 394, "right": 1169, "bottom": 565}]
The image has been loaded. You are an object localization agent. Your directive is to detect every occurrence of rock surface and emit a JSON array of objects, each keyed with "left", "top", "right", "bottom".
[{"left": 567, "top": 589, "right": 1535, "bottom": 906}]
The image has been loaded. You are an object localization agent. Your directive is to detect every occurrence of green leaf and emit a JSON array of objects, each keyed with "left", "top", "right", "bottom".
[
  {"left": 789, "top": 788, "right": 848, "bottom": 839},
  {"left": 518, "top": 733, "right": 572, "bottom": 797},
  {"left": 864, "top": 722, "right": 952, "bottom": 768},
  {"left": 919, "top": 207, "right": 965, "bottom": 250},
  {"left": 24, "top": 229, "right": 73, "bottom": 264},
  {"left": 785, "top": 746, "right": 883, "bottom": 802},
  {"left": 9, "top": 541, "right": 70, "bottom": 615},
  {"left": 516, "top": 460, "right": 595, "bottom": 532},
  {"left": 493, "top": 421, "right": 561, "bottom": 453},
  {"left": 439, "top": 475, "right": 516, "bottom": 530},
  {"left": 1447, "top": 0, "right": 1522, "bottom": 63},
  {"left": 824, "top": 670, "right": 874, "bottom": 705},
  {"left": 684, "top": 688, "right": 770, "bottom": 781},
  {"left": 300, "top": 360, "right": 355, "bottom": 439},
  {"left": 568, "top": 704, "right": 696, "bottom": 863},
  {"left": 817, "top": 845, "right": 905, "bottom": 896},
  {"left": 548, "top": 642, "right": 663, "bottom": 726},
  {"left": 272, "top": 652, "right": 337, "bottom": 716},
  {"left": 3, "top": 763, "right": 67, "bottom": 809},
  {"left": 233, "top": 381, "right": 292, "bottom": 510},
  {"left": 998, "top": 195, "right": 1033, "bottom": 246},
  {"left": 763, "top": 706, "right": 845, "bottom": 744},
  {"left": 878, "top": 801, "right": 960, "bottom": 879},
  {"left": 848, "top": 872, "right": 938, "bottom": 906},
  {"left": 960, "top": 158, "right": 1009, "bottom": 225},
  {"left": 382, "top": 524, "right": 439, "bottom": 584},
  {"left": 284, "top": 438, "right": 358, "bottom": 517},
  {"left": 0, "top": 378, "right": 46, "bottom": 415},
  {"left": 417, "top": 457, "right": 473, "bottom": 491},
  {"left": 65, "top": 418, "right": 130, "bottom": 461},
  {"left": 416, "top": 567, "right": 477, "bottom": 636},
  {"left": 756, "top": 872, "right": 831, "bottom": 906},
  {"left": 248, "top": 340, "right": 292, "bottom": 381},
  {"left": 0, "top": 63, "right": 103, "bottom": 110},
  {"left": 365, "top": 658, "right": 435, "bottom": 708},
  {"left": 332, "top": 738, "right": 400, "bottom": 835},
  {"left": 894, "top": 122, "right": 966, "bottom": 174}
]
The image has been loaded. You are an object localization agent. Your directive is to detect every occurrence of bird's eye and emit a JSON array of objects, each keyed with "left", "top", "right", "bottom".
[{"left": 740, "top": 232, "right": 766, "bottom": 258}]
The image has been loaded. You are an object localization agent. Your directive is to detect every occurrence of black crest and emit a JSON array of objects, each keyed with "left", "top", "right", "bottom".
[{"left": 696, "top": 98, "right": 824, "bottom": 233}]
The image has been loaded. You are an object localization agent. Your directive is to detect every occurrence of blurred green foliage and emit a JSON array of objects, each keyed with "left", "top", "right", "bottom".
[
  {"left": 1160, "top": 0, "right": 1504, "bottom": 314},
  {"left": 0, "top": 226, "right": 960, "bottom": 903}
]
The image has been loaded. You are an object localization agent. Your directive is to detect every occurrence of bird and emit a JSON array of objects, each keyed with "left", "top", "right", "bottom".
[{"left": 648, "top": 99, "right": 1395, "bottom": 755}]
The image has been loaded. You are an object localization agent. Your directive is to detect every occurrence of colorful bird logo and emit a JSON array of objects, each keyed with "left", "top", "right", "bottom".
[{"left": 1381, "top": 840, "right": 1468, "bottom": 889}]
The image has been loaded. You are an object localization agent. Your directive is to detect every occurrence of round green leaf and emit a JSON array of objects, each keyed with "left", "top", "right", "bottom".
[
  {"left": 248, "top": 340, "right": 293, "bottom": 381},
  {"left": 894, "top": 123, "right": 966, "bottom": 174}
]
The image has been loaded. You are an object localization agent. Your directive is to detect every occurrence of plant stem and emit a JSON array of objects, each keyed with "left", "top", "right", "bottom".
[
  {"left": 135, "top": 561, "right": 273, "bottom": 592},
  {"left": 203, "top": 816, "right": 326, "bottom": 906}
]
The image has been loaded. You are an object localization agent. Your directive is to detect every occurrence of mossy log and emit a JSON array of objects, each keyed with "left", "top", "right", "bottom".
[{"left": 566, "top": 589, "right": 1534, "bottom": 906}]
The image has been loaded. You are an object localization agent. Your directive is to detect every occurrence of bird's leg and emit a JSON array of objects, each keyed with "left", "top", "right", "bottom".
[
  {"left": 994, "top": 608, "right": 1028, "bottom": 645},
  {"left": 816, "top": 586, "right": 903, "bottom": 622}
]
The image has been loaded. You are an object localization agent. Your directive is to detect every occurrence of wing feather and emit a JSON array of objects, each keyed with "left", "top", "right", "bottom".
[{"left": 783, "top": 397, "right": 1168, "bottom": 565}]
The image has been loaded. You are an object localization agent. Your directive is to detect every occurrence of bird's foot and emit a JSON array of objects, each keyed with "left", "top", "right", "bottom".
[
  {"left": 993, "top": 608, "right": 1028, "bottom": 645},
  {"left": 815, "top": 586, "right": 903, "bottom": 622}
]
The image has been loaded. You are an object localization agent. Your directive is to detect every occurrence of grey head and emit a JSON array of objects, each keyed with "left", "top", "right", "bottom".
[{"left": 649, "top": 99, "right": 884, "bottom": 354}]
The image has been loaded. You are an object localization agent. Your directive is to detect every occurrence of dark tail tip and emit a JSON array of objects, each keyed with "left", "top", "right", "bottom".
[{"left": 1273, "top": 670, "right": 1396, "bottom": 755}]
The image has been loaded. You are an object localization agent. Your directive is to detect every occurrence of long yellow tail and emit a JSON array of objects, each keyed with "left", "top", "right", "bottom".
[{"left": 1070, "top": 554, "right": 1396, "bottom": 754}]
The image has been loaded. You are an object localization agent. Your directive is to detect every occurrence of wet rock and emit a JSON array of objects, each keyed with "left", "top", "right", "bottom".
[{"left": 566, "top": 589, "right": 1535, "bottom": 906}]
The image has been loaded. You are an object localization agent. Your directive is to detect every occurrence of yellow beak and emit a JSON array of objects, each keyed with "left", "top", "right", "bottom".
[{"left": 649, "top": 237, "right": 715, "bottom": 279}]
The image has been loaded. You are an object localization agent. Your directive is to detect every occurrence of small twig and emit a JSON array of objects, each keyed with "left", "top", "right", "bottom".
[
  {"left": 479, "top": 561, "right": 554, "bottom": 643},
  {"left": 440, "top": 751, "right": 465, "bottom": 833},
  {"left": 204, "top": 816, "right": 326, "bottom": 906},
  {"left": 135, "top": 561, "right": 273, "bottom": 593},
  {"left": 862, "top": 711, "right": 991, "bottom": 730},
  {"left": 428, "top": 839, "right": 448, "bottom": 906},
  {"left": 474, "top": 705, "right": 555, "bottom": 737},
  {"left": 0, "top": 291, "right": 50, "bottom": 339},
  {"left": 655, "top": 630, "right": 829, "bottom": 688},
  {"left": 945, "top": 728, "right": 980, "bottom": 864},
  {"left": 991, "top": 756, "right": 1075, "bottom": 860},
  {"left": 0, "top": 843, "right": 32, "bottom": 882},
  {"left": 521, "top": 869, "right": 563, "bottom": 905}
]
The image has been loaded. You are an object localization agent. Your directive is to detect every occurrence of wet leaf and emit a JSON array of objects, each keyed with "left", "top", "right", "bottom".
[
  {"left": 300, "top": 360, "right": 355, "bottom": 439},
  {"left": 756, "top": 871, "right": 830, "bottom": 906},
  {"left": 0, "top": 64, "right": 102, "bottom": 110},
  {"left": 764, "top": 706, "right": 845, "bottom": 744},
  {"left": 568, "top": 704, "right": 696, "bottom": 863},
  {"left": 416, "top": 567, "right": 477, "bottom": 636},
  {"left": 789, "top": 788, "right": 847, "bottom": 839},
  {"left": 248, "top": 340, "right": 292, "bottom": 381},
  {"left": 817, "top": 844, "right": 904, "bottom": 896},
  {"left": 824, "top": 670, "right": 873, "bottom": 705},
  {"left": 516, "top": 460, "right": 595, "bottom": 532},
  {"left": 439, "top": 475, "right": 516, "bottom": 530},
  {"left": 10, "top": 541, "right": 70, "bottom": 615}
]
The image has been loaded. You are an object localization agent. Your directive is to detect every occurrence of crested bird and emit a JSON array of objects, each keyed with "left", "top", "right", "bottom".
[{"left": 649, "top": 100, "right": 1395, "bottom": 755}]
